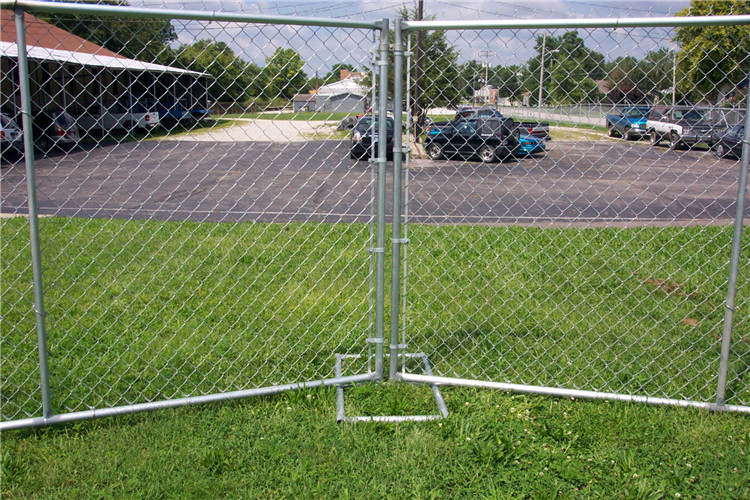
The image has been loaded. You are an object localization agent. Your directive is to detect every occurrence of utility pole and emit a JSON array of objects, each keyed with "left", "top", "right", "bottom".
[
  {"left": 413, "top": 0, "right": 425, "bottom": 139},
  {"left": 478, "top": 49, "right": 495, "bottom": 105},
  {"left": 538, "top": 33, "right": 546, "bottom": 120},
  {"left": 672, "top": 48, "right": 677, "bottom": 107}
]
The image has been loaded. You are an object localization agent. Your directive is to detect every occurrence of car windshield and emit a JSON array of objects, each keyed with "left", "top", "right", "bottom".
[
  {"left": 626, "top": 109, "right": 648, "bottom": 118},
  {"left": 357, "top": 118, "right": 394, "bottom": 132},
  {"left": 673, "top": 109, "right": 705, "bottom": 121},
  {"left": 51, "top": 110, "right": 75, "bottom": 127}
]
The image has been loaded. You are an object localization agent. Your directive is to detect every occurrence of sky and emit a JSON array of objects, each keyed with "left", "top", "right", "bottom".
[{"left": 125, "top": 1, "right": 696, "bottom": 75}]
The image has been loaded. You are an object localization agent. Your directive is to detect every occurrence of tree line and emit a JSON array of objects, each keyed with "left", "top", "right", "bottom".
[{"left": 40, "top": 0, "right": 749, "bottom": 108}]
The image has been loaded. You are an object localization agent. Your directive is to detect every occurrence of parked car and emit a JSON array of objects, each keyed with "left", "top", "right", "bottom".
[
  {"left": 450, "top": 106, "right": 550, "bottom": 139},
  {"left": 605, "top": 106, "right": 651, "bottom": 140},
  {"left": 350, "top": 116, "right": 395, "bottom": 160},
  {"left": 712, "top": 124, "right": 745, "bottom": 159},
  {"left": 32, "top": 109, "right": 79, "bottom": 153},
  {"left": 424, "top": 117, "right": 520, "bottom": 162},
  {"left": 76, "top": 101, "right": 159, "bottom": 133},
  {"left": 515, "top": 133, "right": 546, "bottom": 156},
  {"left": 1, "top": 112, "right": 23, "bottom": 158},
  {"left": 646, "top": 106, "right": 714, "bottom": 149}
]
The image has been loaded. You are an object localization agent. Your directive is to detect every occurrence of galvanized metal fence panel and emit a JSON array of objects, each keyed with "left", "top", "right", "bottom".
[
  {"left": 1, "top": 2, "right": 390, "bottom": 428},
  {"left": 2, "top": 2, "right": 750, "bottom": 430},
  {"left": 392, "top": 16, "right": 750, "bottom": 411}
]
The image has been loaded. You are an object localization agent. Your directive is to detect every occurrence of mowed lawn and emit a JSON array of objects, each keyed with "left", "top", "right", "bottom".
[{"left": 2, "top": 216, "right": 749, "bottom": 498}]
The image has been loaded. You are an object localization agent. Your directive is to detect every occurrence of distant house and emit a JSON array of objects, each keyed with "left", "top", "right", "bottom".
[
  {"left": 473, "top": 85, "right": 498, "bottom": 104},
  {"left": 292, "top": 70, "right": 367, "bottom": 113}
]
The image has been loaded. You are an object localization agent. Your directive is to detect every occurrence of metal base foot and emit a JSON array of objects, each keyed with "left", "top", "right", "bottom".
[{"left": 334, "top": 352, "right": 449, "bottom": 422}]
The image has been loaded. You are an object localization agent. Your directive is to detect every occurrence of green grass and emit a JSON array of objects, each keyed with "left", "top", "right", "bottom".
[{"left": 2, "top": 217, "right": 749, "bottom": 498}]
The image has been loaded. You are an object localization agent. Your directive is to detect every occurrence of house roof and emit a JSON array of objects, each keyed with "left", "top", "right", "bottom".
[
  {"left": 316, "top": 78, "right": 366, "bottom": 97},
  {"left": 0, "top": 10, "right": 204, "bottom": 76}
]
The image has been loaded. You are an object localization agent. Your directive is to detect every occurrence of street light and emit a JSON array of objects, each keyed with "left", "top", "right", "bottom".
[{"left": 537, "top": 33, "right": 559, "bottom": 119}]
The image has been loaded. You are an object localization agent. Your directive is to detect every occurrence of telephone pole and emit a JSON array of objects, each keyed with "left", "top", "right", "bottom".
[
  {"left": 478, "top": 49, "right": 495, "bottom": 104},
  {"left": 413, "top": 0, "right": 425, "bottom": 139}
]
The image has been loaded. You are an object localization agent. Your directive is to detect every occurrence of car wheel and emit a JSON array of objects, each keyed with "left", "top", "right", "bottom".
[
  {"left": 669, "top": 132, "right": 682, "bottom": 150},
  {"left": 479, "top": 145, "right": 496, "bottom": 163},
  {"left": 426, "top": 143, "right": 443, "bottom": 160},
  {"left": 607, "top": 126, "right": 616, "bottom": 138},
  {"left": 649, "top": 130, "right": 660, "bottom": 146},
  {"left": 715, "top": 143, "right": 727, "bottom": 159},
  {"left": 123, "top": 121, "right": 136, "bottom": 134}
]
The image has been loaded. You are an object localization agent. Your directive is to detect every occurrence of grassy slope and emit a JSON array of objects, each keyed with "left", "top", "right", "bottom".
[{"left": 2, "top": 217, "right": 749, "bottom": 498}]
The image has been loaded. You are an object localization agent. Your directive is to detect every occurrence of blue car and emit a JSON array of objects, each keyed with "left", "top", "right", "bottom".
[{"left": 516, "top": 133, "right": 546, "bottom": 156}]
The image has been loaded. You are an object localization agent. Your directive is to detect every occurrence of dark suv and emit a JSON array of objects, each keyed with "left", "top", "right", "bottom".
[
  {"left": 424, "top": 117, "right": 520, "bottom": 162},
  {"left": 350, "top": 116, "right": 395, "bottom": 160}
]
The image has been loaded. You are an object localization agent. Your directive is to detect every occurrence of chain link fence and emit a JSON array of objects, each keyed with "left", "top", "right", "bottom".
[
  {"left": 1, "top": 3, "right": 390, "bottom": 428},
  {"left": 1, "top": 2, "right": 749, "bottom": 429},
  {"left": 393, "top": 17, "right": 750, "bottom": 411}
]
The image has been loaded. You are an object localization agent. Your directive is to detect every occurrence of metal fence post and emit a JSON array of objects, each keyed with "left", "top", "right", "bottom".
[
  {"left": 14, "top": 8, "right": 53, "bottom": 419},
  {"left": 389, "top": 18, "right": 404, "bottom": 379},
  {"left": 716, "top": 89, "right": 750, "bottom": 408},
  {"left": 373, "top": 18, "right": 390, "bottom": 381}
]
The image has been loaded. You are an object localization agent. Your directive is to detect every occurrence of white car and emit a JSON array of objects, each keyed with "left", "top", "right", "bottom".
[
  {"left": 1, "top": 112, "right": 23, "bottom": 157},
  {"left": 76, "top": 101, "right": 159, "bottom": 133}
]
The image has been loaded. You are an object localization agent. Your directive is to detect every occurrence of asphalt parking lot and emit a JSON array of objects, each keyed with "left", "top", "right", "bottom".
[{"left": 0, "top": 138, "right": 743, "bottom": 226}]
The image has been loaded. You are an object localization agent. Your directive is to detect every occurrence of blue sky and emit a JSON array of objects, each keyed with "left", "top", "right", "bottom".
[{"left": 128, "top": 1, "right": 694, "bottom": 74}]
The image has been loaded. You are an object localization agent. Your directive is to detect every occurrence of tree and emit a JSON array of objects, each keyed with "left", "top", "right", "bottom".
[
  {"left": 607, "top": 56, "right": 647, "bottom": 103},
  {"left": 260, "top": 48, "right": 308, "bottom": 100},
  {"left": 490, "top": 65, "right": 524, "bottom": 100},
  {"left": 524, "top": 31, "right": 606, "bottom": 105},
  {"left": 174, "top": 40, "right": 259, "bottom": 103},
  {"left": 39, "top": 0, "right": 176, "bottom": 62},
  {"left": 674, "top": 0, "right": 750, "bottom": 103},
  {"left": 548, "top": 57, "right": 602, "bottom": 104}
]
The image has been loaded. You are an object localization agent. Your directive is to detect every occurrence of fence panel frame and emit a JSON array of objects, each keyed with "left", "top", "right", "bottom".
[
  {"left": 391, "top": 14, "right": 750, "bottom": 414},
  {"left": 0, "top": 0, "right": 389, "bottom": 430}
]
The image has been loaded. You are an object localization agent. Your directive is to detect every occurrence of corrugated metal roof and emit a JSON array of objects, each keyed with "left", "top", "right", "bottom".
[
  {"left": 1, "top": 41, "right": 204, "bottom": 76},
  {"left": 0, "top": 9, "right": 204, "bottom": 76}
]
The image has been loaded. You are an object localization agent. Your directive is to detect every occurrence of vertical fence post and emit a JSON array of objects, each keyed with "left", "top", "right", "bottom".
[
  {"left": 716, "top": 91, "right": 750, "bottom": 408},
  {"left": 15, "top": 8, "right": 53, "bottom": 419},
  {"left": 373, "top": 19, "right": 390, "bottom": 381},
  {"left": 389, "top": 19, "right": 404, "bottom": 379}
]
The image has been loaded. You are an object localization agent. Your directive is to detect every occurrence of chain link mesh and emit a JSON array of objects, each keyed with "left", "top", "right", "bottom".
[
  {"left": 1, "top": 8, "right": 383, "bottom": 421},
  {"left": 400, "top": 22, "right": 749, "bottom": 407},
  {"left": 2, "top": 3, "right": 749, "bottom": 426}
]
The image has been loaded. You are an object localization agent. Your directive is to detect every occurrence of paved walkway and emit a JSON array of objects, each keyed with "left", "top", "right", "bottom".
[{"left": 165, "top": 119, "right": 341, "bottom": 143}]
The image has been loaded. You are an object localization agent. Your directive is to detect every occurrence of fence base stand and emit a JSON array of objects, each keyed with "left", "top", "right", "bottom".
[{"left": 335, "top": 353, "right": 449, "bottom": 422}]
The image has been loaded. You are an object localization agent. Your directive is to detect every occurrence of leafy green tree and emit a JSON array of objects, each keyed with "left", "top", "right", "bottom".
[
  {"left": 458, "top": 60, "right": 485, "bottom": 98},
  {"left": 174, "top": 40, "right": 260, "bottom": 102},
  {"left": 489, "top": 65, "right": 524, "bottom": 100},
  {"left": 39, "top": 0, "right": 176, "bottom": 62},
  {"left": 607, "top": 56, "right": 647, "bottom": 103},
  {"left": 525, "top": 31, "right": 606, "bottom": 105},
  {"left": 260, "top": 48, "right": 308, "bottom": 100},
  {"left": 549, "top": 57, "right": 603, "bottom": 104},
  {"left": 674, "top": 0, "right": 750, "bottom": 102}
]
